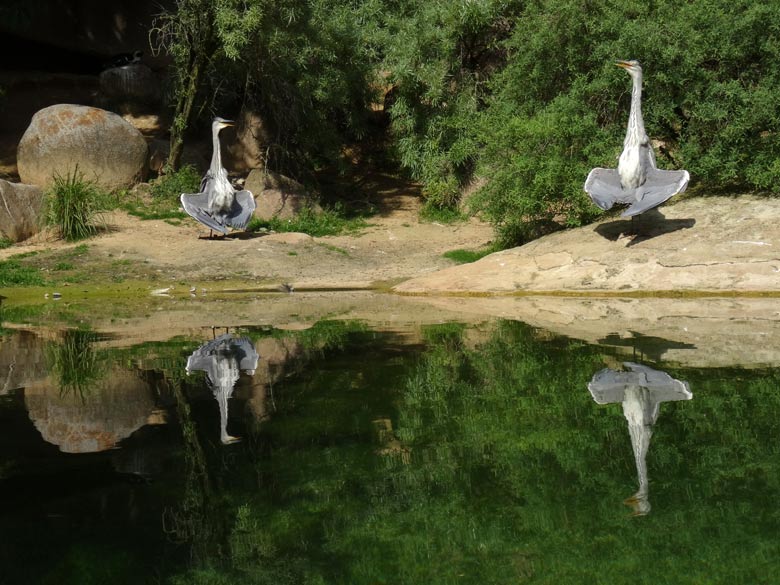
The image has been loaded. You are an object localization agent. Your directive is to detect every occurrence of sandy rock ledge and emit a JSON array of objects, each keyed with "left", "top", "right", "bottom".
[{"left": 395, "top": 195, "right": 780, "bottom": 294}]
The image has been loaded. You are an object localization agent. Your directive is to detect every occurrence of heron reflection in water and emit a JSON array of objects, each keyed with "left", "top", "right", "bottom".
[
  {"left": 186, "top": 333, "right": 259, "bottom": 444},
  {"left": 180, "top": 117, "right": 256, "bottom": 238},
  {"left": 588, "top": 362, "right": 691, "bottom": 515},
  {"left": 584, "top": 60, "right": 689, "bottom": 220}
]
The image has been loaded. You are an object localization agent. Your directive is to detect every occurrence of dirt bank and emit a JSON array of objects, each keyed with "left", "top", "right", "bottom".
[{"left": 0, "top": 173, "right": 494, "bottom": 291}]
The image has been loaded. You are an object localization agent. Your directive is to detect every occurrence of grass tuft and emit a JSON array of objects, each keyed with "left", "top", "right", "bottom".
[
  {"left": 419, "top": 204, "right": 465, "bottom": 224},
  {"left": 0, "top": 259, "right": 46, "bottom": 286},
  {"left": 248, "top": 203, "right": 369, "bottom": 237},
  {"left": 442, "top": 245, "right": 498, "bottom": 264},
  {"left": 44, "top": 170, "right": 108, "bottom": 241}
]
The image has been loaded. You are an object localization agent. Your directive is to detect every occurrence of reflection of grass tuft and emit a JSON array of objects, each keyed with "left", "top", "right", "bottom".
[{"left": 47, "top": 330, "right": 106, "bottom": 399}]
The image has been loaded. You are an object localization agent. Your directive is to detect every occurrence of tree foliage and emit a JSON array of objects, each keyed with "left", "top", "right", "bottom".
[
  {"left": 156, "top": 0, "right": 780, "bottom": 245},
  {"left": 380, "top": 0, "right": 780, "bottom": 244},
  {"left": 154, "top": 0, "right": 382, "bottom": 178}
]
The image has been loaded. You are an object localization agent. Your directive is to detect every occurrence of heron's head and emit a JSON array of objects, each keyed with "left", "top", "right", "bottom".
[
  {"left": 212, "top": 117, "right": 235, "bottom": 133},
  {"left": 616, "top": 60, "right": 642, "bottom": 78}
]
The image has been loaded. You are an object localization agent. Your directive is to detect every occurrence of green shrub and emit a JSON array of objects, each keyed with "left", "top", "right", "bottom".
[
  {"left": 381, "top": 0, "right": 780, "bottom": 246},
  {"left": 150, "top": 165, "right": 201, "bottom": 200},
  {"left": 44, "top": 171, "right": 108, "bottom": 241}
]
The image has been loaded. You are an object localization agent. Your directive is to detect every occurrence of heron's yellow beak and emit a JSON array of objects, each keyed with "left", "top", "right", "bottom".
[
  {"left": 222, "top": 120, "right": 235, "bottom": 127},
  {"left": 615, "top": 60, "right": 632, "bottom": 69}
]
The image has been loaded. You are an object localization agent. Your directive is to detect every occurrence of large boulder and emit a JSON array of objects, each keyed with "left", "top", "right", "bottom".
[
  {"left": 0, "top": 180, "right": 45, "bottom": 242},
  {"left": 246, "top": 169, "right": 321, "bottom": 220},
  {"left": 17, "top": 104, "right": 148, "bottom": 190}
]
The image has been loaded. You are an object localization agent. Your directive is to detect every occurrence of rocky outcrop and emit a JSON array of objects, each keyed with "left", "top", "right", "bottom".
[
  {"left": 395, "top": 196, "right": 780, "bottom": 294},
  {"left": 0, "top": 180, "right": 44, "bottom": 242},
  {"left": 17, "top": 104, "right": 148, "bottom": 190},
  {"left": 223, "top": 109, "right": 272, "bottom": 173},
  {"left": 246, "top": 169, "right": 321, "bottom": 220},
  {"left": 98, "top": 63, "right": 161, "bottom": 105}
]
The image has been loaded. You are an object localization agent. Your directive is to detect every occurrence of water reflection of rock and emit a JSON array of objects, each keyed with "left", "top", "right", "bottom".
[
  {"left": 0, "top": 330, "right": 50, "bottom": 395},
  {"left": 24, "top": 367, "right": 166, "bottom": 454},
  {"left": 588, "top": 362, "right": 692, "bottom": 515},
  {"left": 406, "top": 296, "right": 780, "bottom": 367},
  {"left": 186, "top": 334, "right": 259, "bottom": 444}
]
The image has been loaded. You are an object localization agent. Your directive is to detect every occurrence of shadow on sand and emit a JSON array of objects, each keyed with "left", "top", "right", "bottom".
[{"left": 594, "top": 208, "right": 695, "bottom": 246}]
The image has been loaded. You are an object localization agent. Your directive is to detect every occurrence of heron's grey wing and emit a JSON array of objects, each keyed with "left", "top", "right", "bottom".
[
  {"left": 623, "top": 362, "right": 692, "bottom": 401},
  {"left": 199, "top": 170, "right": 214, "bottom": 193},
  {"left": 587, "top": 368, "right": 632, "bottom": 404},
  {"left": 226, "top": 190, "right": 256, "bottom": 230},
  {"left": 584, "top": 168, "right": 634, "bottom": 210},
  {"left": 621, "top": 169, "right": 690, "bottom": 217},
  {"left": 181, "top": 192, "right": 229, "bottom": 234},
  {"left": 186, "top": 334, "right": 235, "bottom": 379},
  {"left": 231, "top": 337, "right": 260, "bottom": 371}
]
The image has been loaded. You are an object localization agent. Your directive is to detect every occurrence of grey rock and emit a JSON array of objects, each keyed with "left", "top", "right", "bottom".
[
  {"left": 0, "top": 179, "right": 44, "bottom": 242},
  {"left": 245, "top": 169, "right": 321, "bottom": 220},
  {"left": 98, "top": 63, "right": 160, "bottom": 104},
  {"left": 17, "top": 104, "right": 148, "bottom": 190}
]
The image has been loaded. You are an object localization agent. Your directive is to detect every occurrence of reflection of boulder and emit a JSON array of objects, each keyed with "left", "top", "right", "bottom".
[
  {"left": 186, "top": 334, "right": 259, "bottom": 444},
  {"left": 588, "top": 362, "right": 692, "bottom": 515},
  {"left": 0, "top": 330, "right": 50, "bottom": 395},
  {"left": 17, "top": 104, "right": 148, "bottom": 190},
  {"left": 24, "top": 367, "right": 165, "bottom": 453}
]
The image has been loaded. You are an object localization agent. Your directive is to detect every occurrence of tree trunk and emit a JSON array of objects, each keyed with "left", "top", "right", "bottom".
[{"left": 166, "top": 55, "right": 203, "bottom": 173}]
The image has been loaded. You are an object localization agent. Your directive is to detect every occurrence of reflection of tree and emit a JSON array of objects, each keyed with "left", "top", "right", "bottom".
[
  {"left": 588, "top": 362, "right": 692, "bottom": 515},
  {"left": 164, "top": 372, "right": 229, "bottom": 567},
  {"left": 167, "top": 321, "right": 780, "bottom": 584}
]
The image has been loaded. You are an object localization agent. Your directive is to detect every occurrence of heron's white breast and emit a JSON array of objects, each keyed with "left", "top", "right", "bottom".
[
  {"left": 210, "top": 176, "right": 235, "bottom": 213},
  {"left": 618, "top": 146, "right": 645, "bottom": 190}
]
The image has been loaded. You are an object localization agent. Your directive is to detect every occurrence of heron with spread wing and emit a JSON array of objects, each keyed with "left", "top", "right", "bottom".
[
  {"left": 585, "top": 60, "right": 689, "bottom": 217},
  {"left": 180, "top": 117, "right": 256, "bottom": 237}
]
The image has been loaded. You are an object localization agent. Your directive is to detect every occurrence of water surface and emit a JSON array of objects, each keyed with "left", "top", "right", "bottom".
[{"left": 1, "top": 302, "right": 778, "bottom": 584}]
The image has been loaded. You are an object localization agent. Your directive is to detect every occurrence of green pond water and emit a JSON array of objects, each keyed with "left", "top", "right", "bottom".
[{"left": 0, "top": 305, "right": 779, "bottom": 584}]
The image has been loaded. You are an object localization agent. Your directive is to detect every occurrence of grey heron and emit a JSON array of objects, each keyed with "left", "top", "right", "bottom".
[
  {"left": 584, "top": 60, "right": 689, "bottom": 218},
  {"left": 588, "top": 362, "right": 692, "bottom": 515},
  {"left": 180, "top": 117, "right": 256, "bottom": 237},
  {"left": 186, "top": 333, "right": 259, "bottom": 444}
]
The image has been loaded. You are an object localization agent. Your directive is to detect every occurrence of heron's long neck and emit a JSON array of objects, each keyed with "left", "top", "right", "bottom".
[
  {"left": 210, "top": 129, "right": 224, "bottom": 177},
  {"left": 625, "top": 73, "right": 647, "bottom": 145}
]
